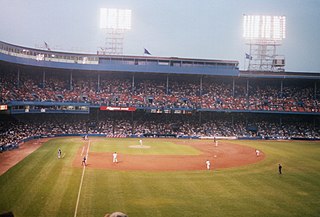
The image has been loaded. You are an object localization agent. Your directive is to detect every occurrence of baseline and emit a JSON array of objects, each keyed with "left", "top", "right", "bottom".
[{"left": 74, "top": 140, "right": 90, "bottom": 217}]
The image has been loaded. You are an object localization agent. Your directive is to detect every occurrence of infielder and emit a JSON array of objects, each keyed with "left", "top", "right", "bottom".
[
  {"left": 57, "top": 148, "right": 62, "bottom": 159},
  {"left": 82, "top": 156, "right": 87, "bottom": 166},
  {"left": 214, "top": 138, "right": 218, "bottom": 146},
  {"left": 139, "top": 139, "right": 143, "bottom": 146},
  {"left": 206, "top": 160, "right": 211, "bottom": 170},
  {"left": 255, "top": 149, "right": 260, "bottom": 157},
  {"left": 113, "top": 152, "right": 118, "bottom": 163}
]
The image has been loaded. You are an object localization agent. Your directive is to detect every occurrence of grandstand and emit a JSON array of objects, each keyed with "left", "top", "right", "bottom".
[{"left": 1, "top": 40, "right": 320, "bottom": 151}]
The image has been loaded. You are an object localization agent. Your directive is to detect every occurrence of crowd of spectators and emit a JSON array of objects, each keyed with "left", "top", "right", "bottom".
[
  {"left": 1, "top": 114, "right": 319, "bottom": 151},
  {"left": 1, "top": 71, "right": 319, "bottom": 151},
  {"left": 1, "top": 72, "right": 319, "bottom": 113}
]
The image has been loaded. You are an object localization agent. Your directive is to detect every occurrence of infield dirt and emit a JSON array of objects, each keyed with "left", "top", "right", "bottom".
[{"left": 73, "top": 140, "right": 265, "bottom": 171}]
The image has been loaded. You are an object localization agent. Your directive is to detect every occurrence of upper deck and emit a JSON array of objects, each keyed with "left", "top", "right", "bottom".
[{"left": 0, "top": 40, "right": 239, "bottom": 76}]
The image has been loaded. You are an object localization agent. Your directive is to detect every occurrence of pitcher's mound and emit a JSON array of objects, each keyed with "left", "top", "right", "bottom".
[{"left": 129, "top": 145, "right": 150, "bottom": 149}]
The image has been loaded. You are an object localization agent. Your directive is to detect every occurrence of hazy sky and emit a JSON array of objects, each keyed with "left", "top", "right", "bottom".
[{"left": 1, "top": 0, "right": 320, "bottom": 72}]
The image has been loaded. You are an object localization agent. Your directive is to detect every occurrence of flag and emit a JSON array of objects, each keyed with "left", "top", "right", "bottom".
[
  {"left": 44, "top": 41, "right": 51, "bottom": 51},
  {"left": 144, "top": 48, "right": 151, "bottom": 55},
  {"left": 245, "top": 53, "right": 252, "bottom": 60}
]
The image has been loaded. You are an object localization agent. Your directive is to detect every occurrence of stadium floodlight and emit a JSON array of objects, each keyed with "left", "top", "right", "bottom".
[
  {"left": 243, "top": 15, "right": 286, "bottom": 42},
  {"left": 100, "top": 8, "right": 131, "bottom": 30},
  {"left": 243, "top": 14, "right": 286, "bottom": 72},
  {"left": 99, "top": 8, "right": 132, "bottom": 55}
]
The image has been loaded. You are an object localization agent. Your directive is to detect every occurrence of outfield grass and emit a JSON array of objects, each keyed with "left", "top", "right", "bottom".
[{"left": 0, "top": 138, "right": 320, "bottom": 217}]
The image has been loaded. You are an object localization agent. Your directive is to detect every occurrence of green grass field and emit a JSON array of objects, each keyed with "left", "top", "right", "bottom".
[{"left": 0, "top": 138, "right": 320, "bottom": 217}]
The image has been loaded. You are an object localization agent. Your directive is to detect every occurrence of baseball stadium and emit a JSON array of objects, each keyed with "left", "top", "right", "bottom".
[{"left": 1, "top": 2, "right": 320, "bottom": 217}]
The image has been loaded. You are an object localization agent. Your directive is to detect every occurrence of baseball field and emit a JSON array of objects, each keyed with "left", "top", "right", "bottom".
[{"left": 0, "top": 137, "right": 320, "bottom": 217}]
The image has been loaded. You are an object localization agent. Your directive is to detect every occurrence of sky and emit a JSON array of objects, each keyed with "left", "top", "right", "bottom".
[{"left": 0, "top": 0, "right": 320, "bottom": 72}]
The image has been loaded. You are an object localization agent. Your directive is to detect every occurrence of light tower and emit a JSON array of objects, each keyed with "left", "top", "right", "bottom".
[
  {"left": 99, "top": 8, "right": 132, "bottom": 55},
  {"left": 243, "top": 15, "right": 286, "bottom": 71}
]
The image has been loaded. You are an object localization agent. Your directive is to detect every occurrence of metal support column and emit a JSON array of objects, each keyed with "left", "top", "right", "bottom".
[
  {"left": 17, "top": 68, "right": 20, "bottom": 88},
  {"left": 166, "top": 75, "right": 169, "bottom": 95},
  {"left": 280, "top": 80, "right": 283, "bottom": 98},
  {"left": 42, "top": 71, "right": 46, "bottom": 88},
  {"left": 97, "top": 73, "right": 100, "bottom": 92},
  {"left": 132, "top": 74, "right": 135, "bottom": 93},
  {"left": 315, "top": 81, "right": 317, "bottom": 100},
  {"left": 70, "top": 71, "right": 73, "bottom": 90},
  {"left": 246, "top": 79, "right": 249, "bottom": 109},
  {"left": 232, "top": 78, "right": 235, "bottom": 97},
  {"left": 200, "top": 76, "right": 203, "bottom": 96}
]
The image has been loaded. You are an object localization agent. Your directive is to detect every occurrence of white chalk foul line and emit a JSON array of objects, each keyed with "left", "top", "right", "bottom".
[
  {"left": 80, "top": 146, "right": 85, "bottom": 156},
  {"left": 74, "top": 140, "right": 90, "bottom": 217}
]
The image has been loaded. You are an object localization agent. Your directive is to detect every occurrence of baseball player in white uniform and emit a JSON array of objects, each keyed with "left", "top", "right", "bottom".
[
  {"left": 112, "top": 152, "right": 118, "bottom": 163},
  {"left": 206, "top": 160, "right": 211, "bottom": 170},
  {"left": 256, "top": 149, "right": 260, "bottom": 157}
]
